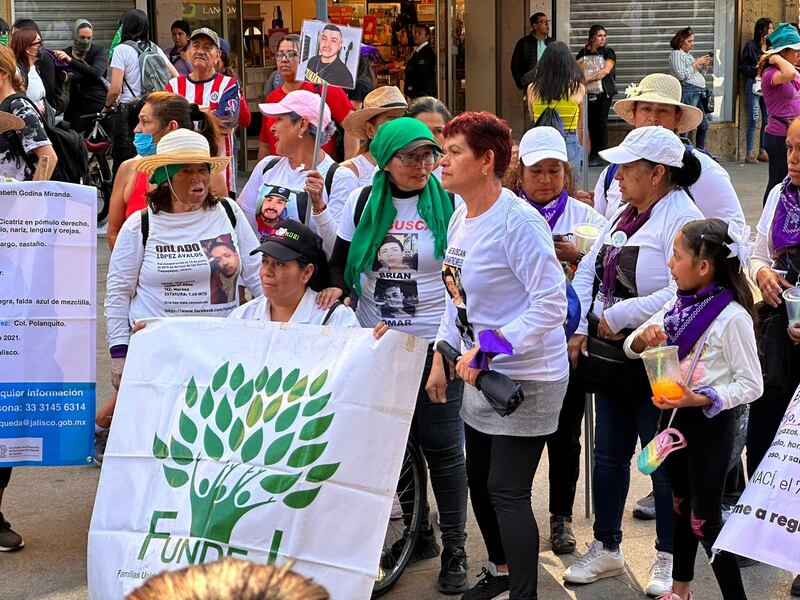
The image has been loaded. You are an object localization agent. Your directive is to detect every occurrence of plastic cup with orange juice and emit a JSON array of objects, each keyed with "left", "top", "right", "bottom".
[{"left": 640, "top": 345, "right": 683, "bottom": 401}]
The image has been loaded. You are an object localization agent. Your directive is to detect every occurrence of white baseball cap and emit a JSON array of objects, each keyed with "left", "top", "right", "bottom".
[
  {"left": 519, "top": 126, "right": 569, "bottom": 166},
  {"left": 599, "top": 126, "right": 685, "bottom": 168}
]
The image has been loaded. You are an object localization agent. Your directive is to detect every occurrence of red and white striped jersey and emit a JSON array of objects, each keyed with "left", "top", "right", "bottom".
[{"left": 166, "top": 73, "right": 238, "bottom": 193}]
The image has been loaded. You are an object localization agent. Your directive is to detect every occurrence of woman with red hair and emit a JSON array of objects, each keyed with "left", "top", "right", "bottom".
[{"left": 434, "top": 112, "right": 569, "bottom": 599}]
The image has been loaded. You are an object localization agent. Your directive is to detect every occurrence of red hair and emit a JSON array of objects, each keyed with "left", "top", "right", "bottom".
[
  {"left": 443, "top": 112, "right": 513, "bottom": 178},
  {"left": 10, "top": 28, "right": 38, "bottom": 70}
]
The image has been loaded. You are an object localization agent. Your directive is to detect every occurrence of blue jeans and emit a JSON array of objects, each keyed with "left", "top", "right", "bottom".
[
  {"left": 565, "top": 129, "right": 582, "bottom": 178},
  {"left": 745, "top": 77, "right": 768, "bottom": 155},
  {"left": 592, "top": 364, "right": 674, "bottom": 553},
  {"left": 680, "top": 83, "right": 709, "bottom": 150}
]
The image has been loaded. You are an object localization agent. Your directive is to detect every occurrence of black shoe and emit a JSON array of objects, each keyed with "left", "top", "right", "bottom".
[
  {"left": 0, "top": 513, "right": 23, "bottom": 552},
  {"left": 550, "top": 515, "right": 576, "bottom": 555},
  {"left": 438, "top": 546, "right": 469, "bottom": 594},
  {"left": 461, "top": 568, "right": 510, "bottom": 600},
  {"left": 381, "top": 527, "right": 440, "bottom": 569},
  {"left": 791, "top": 574, "right": 800, "bottom": 597}
]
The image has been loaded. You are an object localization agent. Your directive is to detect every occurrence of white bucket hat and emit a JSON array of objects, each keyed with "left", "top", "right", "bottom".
[
  {"left": 519, "top": 126, "right": 569, "bottom": 166},
  {"left": 599, "top": 126, "right": 686, "bottom": 168},
  {"left": 613, "top": 73, "right": 704, "bottom": 134}
]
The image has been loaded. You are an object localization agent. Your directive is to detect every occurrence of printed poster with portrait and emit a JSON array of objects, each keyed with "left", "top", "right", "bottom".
[
  {"left": 373, "top": 233, "right": 419, "bottom": 322},
  {"left": 254, "top": 184, "right": 306, "bottom": 241},
  {"left": 298, "top": 19, "right": 362, "bottom": 90}
]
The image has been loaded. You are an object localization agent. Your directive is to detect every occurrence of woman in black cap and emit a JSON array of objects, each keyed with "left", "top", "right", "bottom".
[{"left": 230, "top": 218, "right": 359, "bottom": 326}]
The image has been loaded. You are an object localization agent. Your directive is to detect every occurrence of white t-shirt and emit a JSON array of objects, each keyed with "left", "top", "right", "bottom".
[
  {"left": 624, "top": 300, "right": 762, "bottom": 413},
  {"left": 593, "top": 150, "right": 745, "bottom": 228},
  {"left": 229, "top": 288, "right": 360, "bottom": 327},
  {"left": 573, "top": 189, "right": 704, "bottom": 335},
  {"left": 337, "top": 186, "right": 448, "bottom": 340},
  {"left": 346, "top": 153, "right": 377, "bottom": 187},
  {"left": 435, "top": 188, "right": 569, "bottom": 381},
  {"left": 548, "top": 195, "right": 608, "bottom": 238},
  {"left": 237, "top": 153, "right": 359, "bottom": 256},
  {"left": 105, "top": 200, "right": 262, "bottom": 348},
  {"left": 750, "top": 183, "right": 784, "bottom": 281},
  {"left": 25, "top": 66, "right": 46, "bottom": 111},
  {"left": 110, "top": 42, "right": 172, "bottom": 104}
]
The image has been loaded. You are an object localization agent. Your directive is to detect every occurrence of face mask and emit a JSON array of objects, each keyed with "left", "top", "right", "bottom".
[
  {"left": 73, "top": 39, "right": 91, "bottom": 54},
  {"left": 133, "top": 132, "right": 157, "bottom": 157}
]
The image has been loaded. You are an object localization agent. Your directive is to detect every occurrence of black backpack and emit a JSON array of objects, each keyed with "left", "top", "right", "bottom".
[{"left": 0, "top": 93, "right": 89, "bottom": 184}]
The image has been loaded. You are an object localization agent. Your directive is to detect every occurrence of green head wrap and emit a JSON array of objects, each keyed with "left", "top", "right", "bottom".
[
  {"left": 344, "top": 117, "right": 454, "bottom": 294},
  {"left": 108, "top": 26, "right": 122, "bottom": 61},
  {"left": 149, "top": 164, "right": 182, "bottom": 186}
]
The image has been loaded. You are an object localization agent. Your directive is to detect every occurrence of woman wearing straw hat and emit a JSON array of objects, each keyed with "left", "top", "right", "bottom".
[
  {"left": 328, "top": 117, "right": 469, "bottom": 595},
  {"left": 594, "top": 73, "right": 745, "bottom": 230},
  {"left": 563, "top": 127, "right": 703, "bottom": 595},
  {"left": 668, "top": 27, "right": 711, "bottom": 150},
  {"left": 340, "top": 85, "right": 407, "bottom": 186},
  {"left": 238, "top": 89, "right": 359, "bottom": 256},
  {"left": 757, "top": 23, "right": 800, "bottom": 204},
  {"left": 105, "top": 129, "right": 262, "bottom": 392}
]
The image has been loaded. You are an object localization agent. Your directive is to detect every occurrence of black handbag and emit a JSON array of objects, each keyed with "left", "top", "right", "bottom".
[
  {"left": 578, "top": 311, "right": 633, "bottom": 393},
  {"left": 701, "top": 88, "right": 715, "bottom": 114},
  {"left": 756, "top": 252, "right": 800, "bottom": 397}
]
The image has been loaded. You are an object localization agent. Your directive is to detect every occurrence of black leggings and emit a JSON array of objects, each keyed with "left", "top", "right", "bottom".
[
  {"left": 763, "top": 132, "right": 788, "bottom": 205},
  {"left": 0, "top": 467, "right": 10, "bottom": 489},
  {"left": 465, "top": 424, "right": 546, "bottom": 600},
  {"left": 587, "top": 94, "right": 613, "bottom": 158},
  {"left": 667, "top": 407, "right": 746, "bottom": 599},
  {"left": 547, "top": 372, "right": 585, "bottom": 518}
]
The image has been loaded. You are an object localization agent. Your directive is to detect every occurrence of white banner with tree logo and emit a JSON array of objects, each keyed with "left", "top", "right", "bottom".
[
  {"left": 714, "top": 384, "right": 800, "bottom": 572},
  {"left": 87, "top": 317, "right": 427, "bottom": 599}
]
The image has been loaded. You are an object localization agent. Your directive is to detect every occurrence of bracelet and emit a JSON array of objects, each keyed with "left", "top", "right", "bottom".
[{"left": 312, "top": 204, "right": 327, "bottom": 215}]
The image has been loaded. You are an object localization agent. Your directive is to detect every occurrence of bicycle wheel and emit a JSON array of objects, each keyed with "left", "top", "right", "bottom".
[
  {"left": 91, "top": 154, "right": 112, "bottom": 225},
  {"left": 372, "top": 440, "right": 425, "bottom": 597}
]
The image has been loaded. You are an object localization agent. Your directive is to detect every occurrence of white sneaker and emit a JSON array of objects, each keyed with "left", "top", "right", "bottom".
[
  {"left": 645, "top": 551, "right": 673, "bottom": 596},
  {"left": 563, "top": 540, "right": 625, "bottom": 584}
]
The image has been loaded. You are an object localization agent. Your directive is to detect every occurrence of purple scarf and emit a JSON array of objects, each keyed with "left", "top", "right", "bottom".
[
  {"left": 520, "top": 189, "right": 568, "bottom": 230},
  {"left": 663, "top": 283, "right": 733, "bottom": 360},
  {"left": 601, "top": 204, "right": 654, "bottom": 308},
  {"left": 771, "top": 176, "right": 800, "bottom": 252}
]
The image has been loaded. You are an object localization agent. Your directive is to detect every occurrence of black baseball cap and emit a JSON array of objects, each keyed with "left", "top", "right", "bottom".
[{"left": 250, "top": 218, "right": 322, "bottom": 263}]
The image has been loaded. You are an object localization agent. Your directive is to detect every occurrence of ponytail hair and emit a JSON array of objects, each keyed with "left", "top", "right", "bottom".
[
  {"left": 669, "top": 150, "right": 702, "bottom": 189},
  {"left": 679, "top": 218, "right": 755, "bottom": 318},
  {"left": 144, "top": 92, "right": 222, "bottom": 157}
]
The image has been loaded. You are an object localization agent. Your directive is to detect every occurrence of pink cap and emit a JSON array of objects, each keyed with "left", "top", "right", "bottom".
[{"left": 259, "top": 90, "right": 332, "bottom": 131}]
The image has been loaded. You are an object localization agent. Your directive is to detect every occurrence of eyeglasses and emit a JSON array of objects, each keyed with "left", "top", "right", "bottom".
[
  {"left": 395, "top": 150, "right": 438, "bottom": 167},
  {"left": 275, "top": 50, "right": 298, "bottom": 60}
]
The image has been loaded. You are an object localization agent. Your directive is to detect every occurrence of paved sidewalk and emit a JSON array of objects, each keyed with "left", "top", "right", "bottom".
[{"left": 3, "top": 160, "right": 797, "bottom": 600}]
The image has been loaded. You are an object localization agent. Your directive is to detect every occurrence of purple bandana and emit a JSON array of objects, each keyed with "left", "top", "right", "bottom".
[
  {"left": 520, "top": 189, "right": 568, "bottom": 230},
  {"left": 771, "top": 176, "right": 800, "bottom": 252},
  {"left": 601, "top": 204, "right": 654, "bottom": 308},
  {"left": 663, "top": 283, "right": 733, "bottom": 360}
]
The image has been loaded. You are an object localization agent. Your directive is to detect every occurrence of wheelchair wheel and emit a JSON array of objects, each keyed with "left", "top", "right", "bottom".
[{"left": 371, "top": 440, "right": 426, "bottom": 597}]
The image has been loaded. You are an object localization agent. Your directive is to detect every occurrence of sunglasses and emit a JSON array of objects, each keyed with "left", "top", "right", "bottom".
[
  {"left": 275, "top": 50, "right": 298, "bottom": 60},
  {"left": 30, "top": 39, "right": 42, "bottom": 46}
]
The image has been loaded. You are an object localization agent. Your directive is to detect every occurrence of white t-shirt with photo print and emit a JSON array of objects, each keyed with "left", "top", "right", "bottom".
[
  {"left": 105, "top": 200, "right": 262, "bottom": 348},
  {"left": 237, "top": 153, "right": 359, "bottom": 256},
  {"left": 337, "top": 186, "right": 448, "bottom": 340}
]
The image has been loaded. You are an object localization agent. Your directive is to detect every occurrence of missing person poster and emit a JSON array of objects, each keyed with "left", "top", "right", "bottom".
[
  {"left": 88, "top": 318, "right": 426, "bottom": 599},
  {"left": 298, "top": 19, "right": 362, "bottom": 89},
  {"left": 0, "top": 181, "right": 96, "bottom": 466},
  {"left": 714, "top": 385, "right": 800, "bottom": 572}
]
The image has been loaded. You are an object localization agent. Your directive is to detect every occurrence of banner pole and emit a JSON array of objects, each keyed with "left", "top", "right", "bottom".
[{"left": 311, "top": 81, "right": 328, "bottom": 171}]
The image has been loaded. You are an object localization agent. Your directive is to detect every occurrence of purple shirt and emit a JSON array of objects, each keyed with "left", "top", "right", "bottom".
[
  {"left": 169, "top": 46, "right": 192, "bottom": 76},
  {"left": 762, "top": 66, "right": 800, "bottom": 136}
]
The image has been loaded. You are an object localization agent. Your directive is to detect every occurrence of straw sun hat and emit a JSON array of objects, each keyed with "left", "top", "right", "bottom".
[
  {"left": 135, "top": 129, "right": 230, "bottom": 178},
  {"left": 342, "top": 86, "right": 408, "bottom": 140},
  {"left": 612, "top": 73, "right": 704, "bottom": 134}
]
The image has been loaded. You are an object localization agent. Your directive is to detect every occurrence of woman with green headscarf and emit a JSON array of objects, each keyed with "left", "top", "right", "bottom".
[
  {"left": 52, "top": 19, "right": 109, "bottom": 133},
  {"left": 328, "top": 116, "right": 469, "bottom": 595}
]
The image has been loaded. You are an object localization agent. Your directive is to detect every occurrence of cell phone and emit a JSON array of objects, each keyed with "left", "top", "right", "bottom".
[
  {"left": 706, "top": 51, "right": 714, "bottom": 57},
  {"left": 553, "top": 234, "right": 564, "bottom": 242}
]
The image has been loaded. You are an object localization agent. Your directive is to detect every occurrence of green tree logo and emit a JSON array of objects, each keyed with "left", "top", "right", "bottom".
[{"left": 151, "top": 362, "right": 339, "bottom": 544}]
